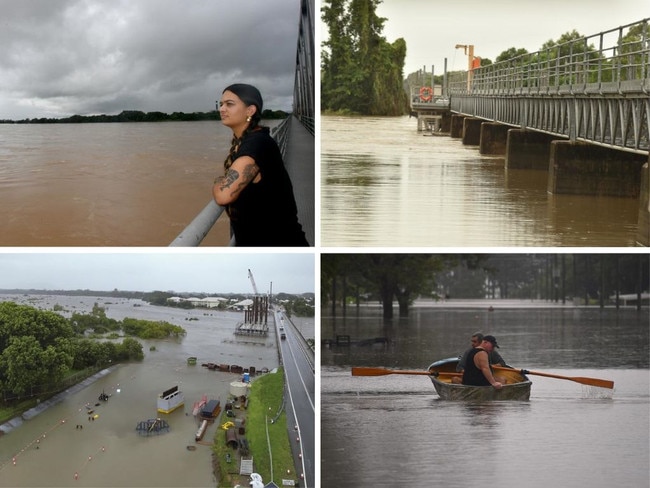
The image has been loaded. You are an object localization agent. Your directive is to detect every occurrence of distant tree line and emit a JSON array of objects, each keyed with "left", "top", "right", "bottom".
[
  {"left": 322, "top": 255, "right": 485, "bottom": 318},
  {"left": 276, "top": 293, "right": 315, "bottom": 318},
  {"left": 322, "top": 254, "right": 649, "bottom": 318},
  {"left": 0, "top": 109, "right": 289, "bottom": 124}
]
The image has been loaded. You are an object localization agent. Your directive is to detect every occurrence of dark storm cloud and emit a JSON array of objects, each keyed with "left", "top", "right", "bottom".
[{"left": 0, "top": 0, "right": 300, "bottom": 119}]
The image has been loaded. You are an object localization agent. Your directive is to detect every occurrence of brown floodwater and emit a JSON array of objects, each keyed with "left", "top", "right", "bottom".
[
  {"left": 0, "top": 121, "right": 242, "bottom": 246},
  {"left": 321, "top": 115, "right": 641, "bottom": 246}
]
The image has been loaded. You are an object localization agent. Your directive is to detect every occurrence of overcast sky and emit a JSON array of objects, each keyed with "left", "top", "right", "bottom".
[
  {"left": 324, "top": 0, "right": 648, "bottom": 78},
  {"left": 0, "top": 252, "right": 314, "bottom": 294},
  {"left": 0, "top": 0, "right": 300, "bottom": 120}
]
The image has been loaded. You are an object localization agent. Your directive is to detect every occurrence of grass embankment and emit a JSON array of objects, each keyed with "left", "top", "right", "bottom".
[
  {"left": 0, "top": 367, "right": 103, "bottom": 428},
  {"left": 212, "top": 368, "right": 294, "bottom": 486},
  {"left": 0, "top": 398, "right": 36, "bottom": 426}
]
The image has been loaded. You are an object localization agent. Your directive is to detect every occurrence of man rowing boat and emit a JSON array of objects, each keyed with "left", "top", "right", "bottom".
[{"left": 461, "top": 335, "right": 505, "bottom": 389}]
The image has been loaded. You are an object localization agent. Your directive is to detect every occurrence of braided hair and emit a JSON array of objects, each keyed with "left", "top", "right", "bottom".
[{"left": 222, "top": 84, "right": 264, "bottom": 170}]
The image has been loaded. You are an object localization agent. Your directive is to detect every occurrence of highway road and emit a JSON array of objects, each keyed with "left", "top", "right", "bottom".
[{"left": 276, "top": 309, "right": 315, "bottom": 488}]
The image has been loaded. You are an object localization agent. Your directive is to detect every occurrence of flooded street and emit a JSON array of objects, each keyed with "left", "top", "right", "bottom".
[
  {"left": 321, "top": 115, "right": 640, "bottom": 246},
  {"left": 0, "top": 294, "right": 314, "bottom": 487}
]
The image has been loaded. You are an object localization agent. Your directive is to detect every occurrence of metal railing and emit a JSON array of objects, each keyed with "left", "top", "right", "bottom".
[
  {"left": 446, "top": 18, "right": 650, "bottom": 153},
  {"left": 449, "top": 18, "right": 649, "bottom": 96},
  {"left": 169, "top": 0, "right": 314, "bottom": 246},
  {"left": 293, "top": 0, "right": 315, "bottom": 136}
]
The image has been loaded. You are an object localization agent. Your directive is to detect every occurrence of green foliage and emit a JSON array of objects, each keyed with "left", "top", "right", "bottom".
[
  {"left": 0, "top": 302, "right": 76, "bottom": 396},
  {"left": 121, "top": 318, "right": 186, "bottom": 339},
  {"left": 116, "top": 337, "right": 144, "bottom": 361},
  {"left": 69, "top": 310, "right": 120, "bottom": 335},
  {"left": 496, "top": 47, "right": 529, "bottom": 63},
  {"left": 282, "top": 297, "right": 315, "bottom": 318},
  {"left": 0, "top": 301, "right": 175, "bottom": 399},
  {"left": 322, "top": 254, "right": 486, "bottom": 318},
  {"left": 0, "top": 301, "right": 74, "bottom": 351},
  {"left": 321, "top": 0, "right": 409, "bottom": 115}
]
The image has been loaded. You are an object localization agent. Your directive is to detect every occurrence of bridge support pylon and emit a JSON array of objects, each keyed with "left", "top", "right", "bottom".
[
  {"left": 506, "top": 130, "right": 565, "bottom": 170},
  {"left": 480, "top": 123, "right": 509, "bottom": 155},
  {"left": 548, "top": 141, "right": 647, "bottom": 198},
  {"left": 638, "top": 162, "right": 650, "bottom": 247},
  {"left": 450, "top": 114, "right": 465, "bottom": 138},
  {"left": 462, "top": 118, "right": 482, "bottom": 145}
]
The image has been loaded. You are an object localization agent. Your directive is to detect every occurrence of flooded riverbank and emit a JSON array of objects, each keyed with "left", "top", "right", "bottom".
[{"left": 0, "top": 294, "right": 302, "bottom": 487}]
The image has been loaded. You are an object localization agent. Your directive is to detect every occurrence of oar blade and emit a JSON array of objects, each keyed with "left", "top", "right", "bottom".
[
  {"left": 351, "top": 367, "right": 393, "bottom": 376},
  {"left": 351, "top": 367, "right": 433, "bottom": 376},
  {"left": 497, "top": 366, "right": 615, "bottom": 389},
  {"left": 572, "top": 376, "right": 614, "bottom": 389}
]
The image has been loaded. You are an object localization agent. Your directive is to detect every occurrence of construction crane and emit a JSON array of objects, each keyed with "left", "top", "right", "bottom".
[
  {"left": 455, "top": 44, "right": 479, "bottom": 90},
  {"left": 248, "top": 269, "right": 259, "bottom": 295}
]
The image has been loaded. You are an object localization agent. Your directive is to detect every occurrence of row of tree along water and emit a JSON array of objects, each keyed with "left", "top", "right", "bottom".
[{"left": 322, "top": 253, "right": 649, "bottom": 318}]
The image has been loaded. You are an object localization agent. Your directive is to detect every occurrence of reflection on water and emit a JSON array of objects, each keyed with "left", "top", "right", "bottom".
[
  {"left": 322, "top": 305, "right": 649, "bottom": 369},
  {"left": 321, "top": 305, "right": 649, "bottom": 487},
  {"left": 322, "top": 368, "right": 649, "bottom": 488},
  {"left": 321, "top": 115, "right": 640, "bottom": 246}
]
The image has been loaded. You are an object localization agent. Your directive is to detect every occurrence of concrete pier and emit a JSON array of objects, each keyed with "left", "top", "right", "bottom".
[
  {"left": 638, "top": 162, "right": 649, "bottom": 246},
  {"left": 462, "top": 117, "right": 482, "bottom": 145},
  {"left": 480, "top": 122, "right": 510, "bottom": 155},
  {"left": 450, "top": 114, "right": 465, "bottom": 138},
  {"left": 548, "top": 141, "right": 646, "bottom": 197},
  {"left": 506, "top": 130, "right": 565, "bottom": 170}
]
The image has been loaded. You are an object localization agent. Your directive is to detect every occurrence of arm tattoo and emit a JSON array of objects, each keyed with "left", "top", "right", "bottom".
[
  {"left": 216, "top": 168, "right": 240, "bottom": 191},
  {"left": 232, "top": 162, "right": 259, "bottom": 195},
  {"left": 214, "top": 162, "right": 259, "bottom": 200}
]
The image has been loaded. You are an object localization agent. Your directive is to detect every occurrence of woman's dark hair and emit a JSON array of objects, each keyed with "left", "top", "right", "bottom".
[{"left": 223, "top": 84, "right": 265, "bottom": 169}]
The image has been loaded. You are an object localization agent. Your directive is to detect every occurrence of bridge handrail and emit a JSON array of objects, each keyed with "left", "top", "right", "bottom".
[{"left": 449, "top": 18, "right": 649, "bottom": 96}]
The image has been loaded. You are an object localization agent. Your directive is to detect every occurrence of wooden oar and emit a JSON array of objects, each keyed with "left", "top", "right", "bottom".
[
  {"left": 493, "top": 365, "right": 614, "bottom": 389},
  {"left": 351, "top": 366, "right": 460, "bottom": 377}
]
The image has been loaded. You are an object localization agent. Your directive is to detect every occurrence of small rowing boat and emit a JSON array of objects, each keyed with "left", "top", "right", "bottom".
[
  {"left": 351, "top": 360, "right": 613, "bottom": 398},
  {"left": 427, "top": 357, "right": 531, "bottom": 401}
]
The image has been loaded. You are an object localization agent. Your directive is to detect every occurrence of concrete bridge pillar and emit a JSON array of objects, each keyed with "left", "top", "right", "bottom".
[
  {"left": 638, "top": 162, "right": 649, "bottom": 246},
  {"left": 548, "top": 141, "right": 647, "bottom": 197},
  {"left": 506, "top": 129, "right": 564, "bottom": 170},
  {"left": 450, "top": 114, "right": 465, "bottom": 138},
  {"left": 462, "top": 118, "right": 482, "bottom": 146},
  {"left": 480, "top": 122, "right": 509, "bottom": 155}
]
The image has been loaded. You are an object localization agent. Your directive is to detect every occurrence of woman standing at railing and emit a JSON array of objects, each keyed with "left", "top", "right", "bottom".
[{"left": 213, "top": 83, "right": 309, "bottom": 246}]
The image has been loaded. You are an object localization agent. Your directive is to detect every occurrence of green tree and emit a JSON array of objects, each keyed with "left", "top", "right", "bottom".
[
  {"left": 0, "top": 302, "right": 74, "bottom": 351},
  {"left": 0, "top": 335, "right": 73, "bottom": 396},
  {"left": 117, "top": 337, "right": 144, "bottom": 361},
  {"left": 496, "top": 47, "right": 529, "bottom": 63},
  {"left": 321, "top": 0, "right": 409, "bottom": 115},
  {"left": 322, "top": 254, "right": 486, "bottom": 318}
]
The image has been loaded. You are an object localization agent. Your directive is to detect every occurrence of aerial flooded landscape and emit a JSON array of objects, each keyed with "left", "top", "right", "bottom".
[{"left": 0, "top": 291, "right": 314, "bottom": 487}]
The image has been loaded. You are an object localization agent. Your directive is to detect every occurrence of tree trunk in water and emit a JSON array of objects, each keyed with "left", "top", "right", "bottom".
[
  {"left": 397, "top": 294, "right": 410, "bottom": 317},
  {"left": 380, "top": 289, "right": 393, "bottom": 319}
]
